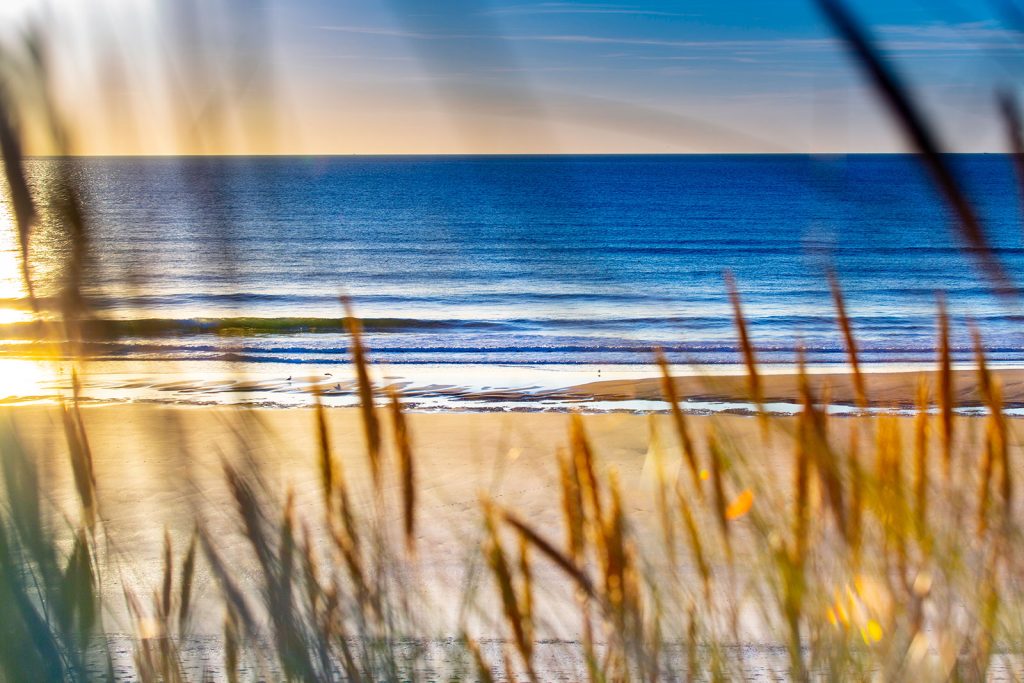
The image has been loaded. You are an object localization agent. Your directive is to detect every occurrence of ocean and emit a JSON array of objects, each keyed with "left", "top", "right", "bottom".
[{"left": 2, "top": 154, "right": 1023, "bottom": 410}]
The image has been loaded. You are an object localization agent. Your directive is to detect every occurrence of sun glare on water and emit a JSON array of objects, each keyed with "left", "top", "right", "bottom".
[
  {"left": 0, "top": 199, "right": 56, "bottom": 400},
  {"left": 0, "top": 359, "right": 56, "bottom": 401}
]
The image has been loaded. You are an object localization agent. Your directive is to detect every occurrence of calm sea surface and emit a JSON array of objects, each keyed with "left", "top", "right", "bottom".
[{"left": 3, "top": 154, "right": 1024, "bottom": 408}]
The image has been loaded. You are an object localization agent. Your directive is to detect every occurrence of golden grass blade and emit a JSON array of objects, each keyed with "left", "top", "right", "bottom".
[
  {"left": 388, "top": 388, "right": 417, "bottom": 553},
  {"left": 995, "top": 380, "right": 1012, "bottom": 523},
  {"left": 979, "top": 430, "right": 995, "bottom": 539},
  {"left": 500, "top": 507, "right": 596, "bottom": 598},
  {"left": 314, "top": 390, "right": 334, "bottom": 506},
  {"left": 973, "top": 326, "right": 1012, "bottom": 534},
  {"left": 466, "top": 637, "right": 496, "bottom": 683},
  {"left": 61, "top": 398, "right": 97, "bottom": 528},
  {"left": 913, "top": 378, "right": 929, "bottom": 535},
  {"left": 599, "top": 472, "right": 631, "bottom": 619},
  {"left": 973, "top": 326, "right": 996, "bottom": 536},
  {"left": 342, "top": 298, "right": 381, "bottom": 487},
  {"left": 656, "top": 350, "right": 702, "bottom": 495},
  {"left": 726, "top": 273, "right": 766, "bottom": 436},
  {"left": 938, "top": 295, "right": 954, "bottom": 480},
  {"left": 685, "top": 607, "right": 699, "bottom": 682},
  {"left": 707, "top": 430, "right": 731, "bottom": 559},
  {"left": 224, "top": 607, "right": 241, "bottom": 683},
  {"left": 557, "top": 448, "right": 585, "bottom": 563},
  {"left": 199, "top": 529, "right": 256, "bottom": 633},
  {"left": 829, "top": 273, "right": 867, "bottom": 409},
  {"left": 223, "top": 462, "right": 274, "bottom": 577},
  {"left": 502, "top": 644, "right": 517, "bottom": 683},
  {"left": 570, "top": 414, "right": 604, "bottom": 529},
  {"left": 848, "top": 422, "right": 863, "bottom": 568},
  {"left": 481, "top": 499, "right": 533, "bottom": 679},
  {"left": 161, "top": 530, "right": 173, "bottom": 620},
  {"left": 797, "top": 349, "right": 847, "bottom": 542},
  {"left": 648, "top": 416, "right": 678, "bottom": 563},
  {"left": 0, "top": 89, "right": 37, "bottom": 305},
  {"left": 792, "top": 410, "right": 811, "bottom": 569},
  {"left": 178, "top": 531, "right": 197, "bottom": 636},
  {"left": 972, "top": 325, "right": 992, "bottom": 404},
  {"left": 517, "top": 533, "right": 535, "bottom": 658}
]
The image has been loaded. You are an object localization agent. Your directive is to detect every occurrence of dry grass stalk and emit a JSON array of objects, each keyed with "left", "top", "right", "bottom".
[
  {"left": 656, "top": 350, "right": 702, "bottom": 494},
  {"left": 570, "top": 414, "right": 605, "bottom": 544},
  {"left": 558, "top": 448, "right": 586, "bottom": 563},
  {"left": 0, "top": 88, "right": 38, "bottom": 306},
  {"left": 178, "top": 531, "right": 197, "bottom": 635},
  {"left": 466, "top": 637, "right": 496, "bottom": 683},
  {"left": 797, "top": 353, "right": 848, "bottom": 542},
  {"left": 648, "top": 416, "right": 678, "bottom": 564},
  {"left": 501, "top": 508, "right": 596, "bottom": 600},
  {"left": 388, "top": 388, "right": 417, "bottom": 553},
  {"left": 829, "top": 273, "right": 867, "bottom": 409},
  {"left": 61, "top": 393, "right": 98, "bottom": 528},
  {"left": 224, "top": 606, "right": 241, "bottom": 683},
  {"left": 938, "top": 296, "right": 954, "bottom": 480},
  {"left": 706, "top": 429, "right": 731, "bottom": 560},
  {"left": 726, "top": 273, "right": 766, "bottom": 435},
  {"left": 314, "top": 390, "right": 335, "bottom": 506},
  {"left": 913, "top": 378, "right": 930, "bottom": 535},
  {"left": 816, "top": 0, "right": 1013, "bottom": 294},
  {"left": 481, "top": 499, "right": 537, "bottom": 682},
  {"left": 343, "top": 297, "right": 381, "bottom": 486}
]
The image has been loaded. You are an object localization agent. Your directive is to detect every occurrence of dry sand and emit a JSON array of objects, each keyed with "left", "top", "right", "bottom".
[{"left": 3, "top": 401, "right": 787, "bottom": 635}]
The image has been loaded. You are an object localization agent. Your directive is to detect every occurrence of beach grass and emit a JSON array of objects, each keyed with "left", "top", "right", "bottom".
[{"left": 3, "top": 2, "right": 1024, "bottom": 680}]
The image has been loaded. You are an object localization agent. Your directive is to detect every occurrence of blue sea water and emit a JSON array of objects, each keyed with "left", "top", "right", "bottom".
[{"left": 4, "top": 154, "right": 1024, "bottom": 407}]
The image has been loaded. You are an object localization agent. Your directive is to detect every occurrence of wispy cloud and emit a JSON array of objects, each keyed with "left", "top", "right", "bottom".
[
  {"left": 316, "top": 19, "right": 1024, "bottom": 56},
  {"left": 877, "top": 20, "right": 1024, "bottom": 42},
  {"left": 479, "top": 2, "right": 696, "bottom": 18},
  {"left": 316, "top": 25, "right": 836, "bottom": 52}
]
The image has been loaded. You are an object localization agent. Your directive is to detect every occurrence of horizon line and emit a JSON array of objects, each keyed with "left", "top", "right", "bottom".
[{"left": 23, "top": 151, "right": 1014, "bottom": 159}]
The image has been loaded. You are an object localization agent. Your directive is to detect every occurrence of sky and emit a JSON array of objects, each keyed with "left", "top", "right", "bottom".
[{"left": 0, "top": 0, "right": 1022, "bottom": 154}]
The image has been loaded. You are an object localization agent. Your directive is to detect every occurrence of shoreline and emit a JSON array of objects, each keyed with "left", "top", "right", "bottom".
[{"left": 3, "top": 362, "right": 1023, "bottom": 414}]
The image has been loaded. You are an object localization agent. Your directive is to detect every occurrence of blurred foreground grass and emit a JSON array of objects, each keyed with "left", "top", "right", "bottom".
[
  {"left": 2, "top": 277, "right": 1024, "bottom": 682},
  {"left": 3, "top": 3, "right": 1024, "bottom": 680}
]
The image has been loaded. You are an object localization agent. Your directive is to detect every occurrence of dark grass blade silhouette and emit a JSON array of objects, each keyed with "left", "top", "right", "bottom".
[
  {"left": 998, "top": 90, "right": 1024, "bottom": 227},
  {"left": 0, "top": 89, "right": 37, "bottom": 305},
  {"left": 816, "top": 0, "right": 1014, "bottom": 296}
]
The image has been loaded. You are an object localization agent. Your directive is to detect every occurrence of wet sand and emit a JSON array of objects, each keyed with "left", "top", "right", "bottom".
[
  {"left": 11, "top": 361, "right": 1024, "bottom": 413},
  {"left": 572, "top": 367, "right": 1024, "bottom": 408}
]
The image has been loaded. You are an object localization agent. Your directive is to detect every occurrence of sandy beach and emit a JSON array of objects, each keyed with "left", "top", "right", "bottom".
[
  {"left": 3, "top": 363, "right": 1023, "bottom": 679},
  {"left": 5, "top": 365, "right": 1013, "bottom": 632},
  {"left": 575, "top": 367, "right": 1024, "bottom": 408}
]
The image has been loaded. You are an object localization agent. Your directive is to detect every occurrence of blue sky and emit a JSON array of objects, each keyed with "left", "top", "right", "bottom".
[{"left": 3, "top": 0, "right": 1023, "bottom": 153}]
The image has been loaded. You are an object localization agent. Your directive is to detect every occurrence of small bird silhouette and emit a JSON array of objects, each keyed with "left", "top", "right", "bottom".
[
  {"left": 286, "top": 376, "right": 292, "bottom": 381},
  {"left": 334, "top": 383, "right": 341, "bottom": 391}
]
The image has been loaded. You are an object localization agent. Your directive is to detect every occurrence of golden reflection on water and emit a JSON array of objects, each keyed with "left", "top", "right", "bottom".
[
  {"left": 0, "top": 359, "right": 57, "bottom": 400},
  {"left": 0, "top": 160, "right": 72, "bottom": 305},
  {"left": 0, "top": 183, "right": 60, "bottom": 388},
  {"left": 0, "top": 200, "right": 27, "bottom": 302},
  {"left": 0, "top": 201, "right": 34, "bottom": 329},
  {"left": 0, "top": 308, "right": 31, "bottom": 324}
]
